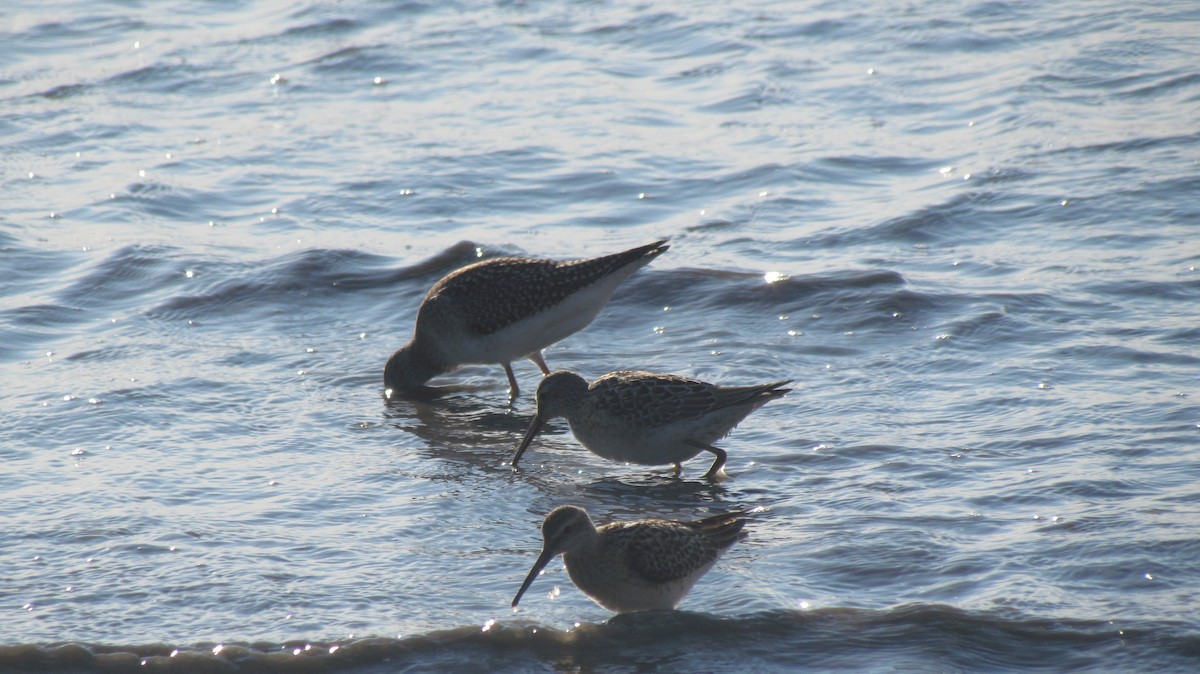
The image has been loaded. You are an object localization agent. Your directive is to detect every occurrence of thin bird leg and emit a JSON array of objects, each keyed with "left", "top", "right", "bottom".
[
  {"left": 528, "top": 351, "right": 551, "bottom": 375},
  {"left": 688, "top": 440, "right": 728, "bottom": 480},
  {"left": 503, "top": 362, "right": 521, "bottom": 399}
]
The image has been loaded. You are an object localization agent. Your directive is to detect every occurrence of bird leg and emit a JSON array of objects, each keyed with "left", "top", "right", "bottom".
[
  {"left": 528, "top": 351, "right": 551, "bottom": 375},
  {"left": 503, "top": 362, "right": 521, "bottom": 399},
  {"left": 688, "top": 440, "right": 728, "bottom": 480}
]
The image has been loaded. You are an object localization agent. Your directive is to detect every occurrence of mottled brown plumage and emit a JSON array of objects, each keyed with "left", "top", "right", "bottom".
[
  {"left": 384, "top": 240, "right": 669, "bottom": 398},
  {"left": 512, "top": 506, "right": 746, "bottom": 613},
  {"left": 610, "top": 511, "right": 745, "bottom": 583},
  {"left": 423, "top": 252, "right": 662, "bottom": 337},
  {"left": 511, "top": 370, "right": 790, "bottom": 478}
]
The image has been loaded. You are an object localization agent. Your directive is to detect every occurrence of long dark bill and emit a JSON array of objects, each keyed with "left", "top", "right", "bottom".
[
  {"left": 511, "top": 546, "right": 556, "bottom": 608},
  {"left": 510, "top": 414, "right": 545, "bottom": 467}
]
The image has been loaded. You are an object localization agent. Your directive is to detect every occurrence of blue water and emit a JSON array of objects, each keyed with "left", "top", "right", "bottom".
[{"left": 3, "top": 0, "right": 1200, "bottom": 671}]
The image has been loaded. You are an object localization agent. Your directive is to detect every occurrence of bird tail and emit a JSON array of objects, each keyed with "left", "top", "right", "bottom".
[
  {"left": 756, "top": 380, "right": 792, "bottom": 401},
  {"left": 694, "top": 511, "right": 747, "bottom": 549},
  {"left": 619, "top": 238, "right": 670, "bottom": 265},
  {"left": 721, "top": 380, "right": 793, "bottom": 410}
]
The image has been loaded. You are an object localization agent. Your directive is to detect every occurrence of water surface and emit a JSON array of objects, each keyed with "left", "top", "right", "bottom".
[{"left": 2, "top": 0, "right": 1199, "bottom": 671}]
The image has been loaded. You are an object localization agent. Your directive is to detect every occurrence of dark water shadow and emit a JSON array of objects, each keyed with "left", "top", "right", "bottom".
[{"left": 14, "top": 605, "right": 1196, "bottom": 672}]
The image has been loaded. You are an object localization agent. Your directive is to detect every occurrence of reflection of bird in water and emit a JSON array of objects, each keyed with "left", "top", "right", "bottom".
[{"left": 381, "top": 394, "right": 527, "bottom": 474}]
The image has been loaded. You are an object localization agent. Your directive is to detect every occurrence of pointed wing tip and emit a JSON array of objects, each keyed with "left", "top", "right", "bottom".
[
  {"left": 647, "top": 239, "right": 671, "bottom": 256},
  {"left": 764, "top": 380, "right": 793, "bottom": 397},
  {"left": 696, "top": 511, "right": 749, "bottom": 538}
]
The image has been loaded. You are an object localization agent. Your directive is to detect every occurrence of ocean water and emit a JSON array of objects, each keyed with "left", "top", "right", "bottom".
[{"left": 3, "top": 0, "right": 1200, "bottom": 671}]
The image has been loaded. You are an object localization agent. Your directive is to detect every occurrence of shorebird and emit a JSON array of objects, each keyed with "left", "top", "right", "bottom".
[
  {"left": 511, "top": 370, "right": 791, "bottom": 479},
  {"left": 511, "top": 505, "right": 746, "bottom": 613},
  {"left": 383, "top": 240, "right": 669, "bottom": 399}
]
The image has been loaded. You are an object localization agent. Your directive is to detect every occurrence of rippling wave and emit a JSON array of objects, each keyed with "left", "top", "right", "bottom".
[
  {"left": 3, "top": 0, "right": 1200, "bottom": 671},
  {"left": 3, "top": 606, "right": 1195, "bottom": 673}
]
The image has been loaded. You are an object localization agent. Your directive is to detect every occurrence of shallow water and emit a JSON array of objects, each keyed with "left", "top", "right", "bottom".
[{"left": 3, "top": 0, "right": 1200, "bottom": 671}]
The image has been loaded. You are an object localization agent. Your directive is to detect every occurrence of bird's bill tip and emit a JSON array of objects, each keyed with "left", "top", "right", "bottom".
[
  {"left": 510, "top": 547, "right": 554, "bottom": 609},
  {"left": 509, "top": 567, "right": 538, "bottom": 609},
  {"left": 510, "top": 414, "right": 545, "bottom": 467}
]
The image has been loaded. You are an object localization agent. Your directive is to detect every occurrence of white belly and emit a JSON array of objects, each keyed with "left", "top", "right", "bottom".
[
  {"left": 459, "top": 276, "right": 631, "bottom": 365},
  {"left": 569, "top": 418, "right": 706, "bottom": 466}
]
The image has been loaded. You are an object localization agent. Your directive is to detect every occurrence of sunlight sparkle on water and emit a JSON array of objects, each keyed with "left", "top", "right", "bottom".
[{"left": 764, "top": 271, "right": 788, "bottom": 284}]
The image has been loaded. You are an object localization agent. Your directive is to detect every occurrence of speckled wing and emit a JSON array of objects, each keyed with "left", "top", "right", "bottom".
[
  {"left": 589, "top": 371, "right": 790, "bottom": 427},
  {"left": 421, "top": 240, "right": 667, "bottom": 337},
  {"left": 614, "top": 514, "right": 745, "bottom": 583}
]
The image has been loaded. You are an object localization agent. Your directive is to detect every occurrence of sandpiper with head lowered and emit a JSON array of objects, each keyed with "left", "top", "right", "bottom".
[
  {"left": 511, "top": 370, "right": 790, "bottom": 479},
  {"left": 511, "top": 505, "right": 745, "bottom": 613},
  {"left": 383, "top": 240, "right": 669, "bottom": 399}
]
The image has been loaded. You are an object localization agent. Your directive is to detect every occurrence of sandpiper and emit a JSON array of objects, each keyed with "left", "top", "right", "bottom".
[
  {"left": 384, "top": 240, "right": 669, "bottom": 399},
  {"left": 511, "top": 370, "right": 790, "bottom": 479},
  {"left": 511, "top": 505, "right": 745, "bottom": 613}
]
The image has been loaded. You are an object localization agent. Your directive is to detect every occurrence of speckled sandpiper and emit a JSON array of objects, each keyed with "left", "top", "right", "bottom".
[
  {"left": 384, "top": 240, "right": 669, "bottom": 399},
  {"left": 510, "top": 370, "right": 790, "bottom": 479},
  {"left": 511, "top": 505, "right": 746, "bottom": 613}
]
